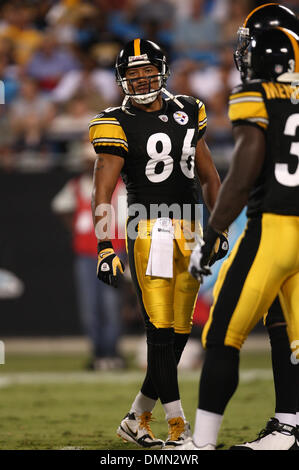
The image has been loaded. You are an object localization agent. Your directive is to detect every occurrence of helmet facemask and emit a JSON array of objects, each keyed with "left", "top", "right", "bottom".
[
  {"left": 121, "top": 70, "right": 164, "bottom": 105},
  {"left": 116, "top": 57, "right": 169, "bottom": 105},
  {"left": 235, "top": 27, "right": 299, "bottom": 83},
  {"left": 234, "top": 27, "right": 252, "bottom": 81},
  {"left": 115, "top": 39, "right": 185, "bottom": 112}
]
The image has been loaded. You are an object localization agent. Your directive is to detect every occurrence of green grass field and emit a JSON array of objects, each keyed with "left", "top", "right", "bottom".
[{"left": 0, "top": 343, "right": 275, "bottom": 451}]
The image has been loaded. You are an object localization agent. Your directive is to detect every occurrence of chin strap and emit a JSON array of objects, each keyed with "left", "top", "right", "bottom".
[
  {"left": 121, "top": 88, "right": 185, "bottom": 114},
  {"left": 161, "top": 88, "right": 184, "bottom": 109},
  {"left": 121, "top": 95, "right": 135, "bottom": 115}
]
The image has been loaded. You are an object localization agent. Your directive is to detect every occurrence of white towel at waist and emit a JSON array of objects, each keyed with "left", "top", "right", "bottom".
[{"left": 146, "top": 218, "right": 174, "bottom": 278}]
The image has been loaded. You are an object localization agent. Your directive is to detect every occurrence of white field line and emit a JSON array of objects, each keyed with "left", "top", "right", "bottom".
[{"left": 0, "top": 369, "right": 272, "bottom": 389}]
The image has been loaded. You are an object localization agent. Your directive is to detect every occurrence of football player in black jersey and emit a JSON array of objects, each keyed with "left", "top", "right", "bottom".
[
  {"left": 184, "top": 9, "right": 299, "bottom": 451},
  {"left": 90, "top": 39, "right": 228, "bottom": 449},
  {"left": 231, "top": 2, "right": 299, "bottom": 450}
]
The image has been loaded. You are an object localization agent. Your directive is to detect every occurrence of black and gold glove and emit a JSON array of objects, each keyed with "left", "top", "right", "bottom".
[
  {"left": 189, "top": 225, "right": 229, "bottom": 282},
  {"left": 97, "top": 241, "right": 125, "bottom": 288},
  {"left": 208, "top": 229, "right": 229, "bottom": 266}
]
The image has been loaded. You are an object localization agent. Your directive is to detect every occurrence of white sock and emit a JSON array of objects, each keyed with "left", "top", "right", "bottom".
[
  {"left": 130, "top": 391, "right": 157, "bottom": 416},
  {"left": 193, "top": 408, "right": 223, "bottom": 448},
  {"left": 297, "top": 412, "right": 299, "bottom": 427},
  {"left": 275, "top": 412, "right": 297, "bottom": 427},
  {"left": 163, "top": 400, "right": 185, "bottom": 421}
]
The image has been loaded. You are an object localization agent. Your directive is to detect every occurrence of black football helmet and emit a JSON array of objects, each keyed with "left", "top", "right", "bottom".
[
  {"left": 115, "top": 39, "right": 169, "bottom": 104},
  {"left": 240, "top": 27, "right": 299, "bottom": 82},
  {"left": 115, "top": 38, "right": 184, "bottom": 112},
  {"left": 234, "top": 3, "right": 299, "bottom": 81}
]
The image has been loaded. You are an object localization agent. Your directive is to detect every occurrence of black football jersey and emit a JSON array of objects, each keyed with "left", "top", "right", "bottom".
[
  {"left": 89, "top": 96, "right": 207, "bottom": 218},
  {"left": 229, "top": 79, "right": 299, "bottom": 217}
]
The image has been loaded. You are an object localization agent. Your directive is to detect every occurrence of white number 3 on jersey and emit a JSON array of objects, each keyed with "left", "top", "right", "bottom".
[{"left": 275, "top": 113, "right": 299, "bottom": 187}]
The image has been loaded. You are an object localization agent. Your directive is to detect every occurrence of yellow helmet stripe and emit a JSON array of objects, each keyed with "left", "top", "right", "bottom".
[
  {"left": 243, "top": 3, "right": 279, "bottom": 27},
  {"left": 278, "top": 27, "right": 299, "bottom": 73},
  {"left": 134, "top": 38, "right": 141, "bottom": 56}
]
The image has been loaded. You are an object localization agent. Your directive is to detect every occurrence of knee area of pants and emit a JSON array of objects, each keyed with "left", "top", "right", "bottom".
[{"left": 147, "top": 327, "right": 174, "bottom": 345}]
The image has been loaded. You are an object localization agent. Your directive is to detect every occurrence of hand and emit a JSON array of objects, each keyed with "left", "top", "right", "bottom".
[
  {"left": 97, "top": 241, "right": 125, "bottom": 288},
  {"left": 189, "top": 225, "right": 229, "bottom": 282},
  {"left": 188, "top": 237, "right": 212, "bottom": 283},
  {"left": 208, "top": 230, "right": 229, "bottom": 266}
]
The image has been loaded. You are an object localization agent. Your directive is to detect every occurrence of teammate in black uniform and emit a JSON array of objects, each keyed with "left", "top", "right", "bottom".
[
  {"left": 90, "top": 39, "right": 227, "bottom": 448},
  {"left": 184, "top": 15, "right": 299, "bottom": 450},
  {"left": 230, "top": 3, "right": 299, "bottom": 450}
]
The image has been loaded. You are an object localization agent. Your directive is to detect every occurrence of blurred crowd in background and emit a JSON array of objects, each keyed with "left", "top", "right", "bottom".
[{"left": 1, "top": 0, "right": 298, "bottom": 173}]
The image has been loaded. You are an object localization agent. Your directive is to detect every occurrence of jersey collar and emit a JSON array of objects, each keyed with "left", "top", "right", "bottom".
[{"left": 128, "top": 98, "right": 168, "bottom": 116}]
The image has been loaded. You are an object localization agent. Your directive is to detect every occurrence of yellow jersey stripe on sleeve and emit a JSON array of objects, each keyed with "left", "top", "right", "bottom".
[
  {"left": 89, "top": 119, "right": 121, "bottom": 129},
  {"left": 245, "top": 118, "right": 268, "bottom": 129},
  {"left": 89, "top": 117, "right": 118, "bottom": 123},
  {"left": 228, "top": 91, "right": 269, "bottom": 130},
  {"left": 197, "top": 100, "right": 207, "bottom": 131},
  {"left": 229, "top": 91, "right": 263, "bottom": 101},
  {"left": 198, "top": 117, "right": 207, "bottom": 131},
  {"left": 229, "top": 96, "right": 264, "bottom": 105},
  {"left": 93, "top": 137, "right": 128, "bottom": 147},
  {"left": 93, "top": 141, "right": 128, "bottom": 152},
  {"left": 89, "top": 119, "right": 128, "bottom": 154}
]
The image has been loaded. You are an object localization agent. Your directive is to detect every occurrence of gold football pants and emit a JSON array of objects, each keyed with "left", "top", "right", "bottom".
[
  {"left": 126, "top": 219, "right": 201, "bottom": 334},
  {"left": 202, "top": 213, "right": 299, "bottom": 350}
]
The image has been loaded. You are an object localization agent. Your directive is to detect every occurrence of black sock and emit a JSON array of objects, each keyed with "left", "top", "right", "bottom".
[
  {"left": 140, "top": 328, "right": 180, "bottom": 405},
  {"left": 141, "top": 332, "right": 189, "bottom": 401},
  {"left": 268, "top": 324, "right": 299, "bottom": 415},
  {"left": 140, "top": 369, "right": 159, "bottom": 401},
  {"left": 174, "top": 333, "right": 189, "bottom": 364},
  {"left": 198, "top": 345, "right": 239, "bottom": 415},
  {"left": 147, "top": 341, "right": 179, "bottom": 404}
]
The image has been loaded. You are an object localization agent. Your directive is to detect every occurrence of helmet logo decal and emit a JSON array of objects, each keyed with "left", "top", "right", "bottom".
[
  {"left": 173, "top": 111, "right": 189, "bottom": 125},
  {"left": 158, "top": 115, "right": 168, "bottom": 122},
  {"left": 128, "top": 54, "right": 149, "bottom": 63},
  {"left": 275, "top": 64, "right": 284, "bottom": 74}
]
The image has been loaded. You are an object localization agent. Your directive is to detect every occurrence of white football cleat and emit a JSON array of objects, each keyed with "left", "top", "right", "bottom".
[
  {"left": 172, "top": 440, "right": 215, "bottom": 450},
  {"left": 230, "top": 418, "right": 299, "bottom": 450},
  {"left": 117, "top": 412, "right": 164, "bottom": 449},
  {"left": 163, "top": 417, "right": 193, "bottom": 449}
]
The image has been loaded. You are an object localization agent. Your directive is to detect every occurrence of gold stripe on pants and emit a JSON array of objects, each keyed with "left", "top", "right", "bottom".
[{"left": 202, "top": 214, "right": 299, "bottom": 350}]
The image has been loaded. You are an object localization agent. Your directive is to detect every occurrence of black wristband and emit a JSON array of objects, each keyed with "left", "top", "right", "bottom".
[
  {"left": 97, "top": 240, "right": 113, "bottom": 254},
  {"left": 202, "top": 225, "right": 220, "bottom": 265}
]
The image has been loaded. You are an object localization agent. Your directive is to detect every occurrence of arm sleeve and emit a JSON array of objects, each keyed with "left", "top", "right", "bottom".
[
  {"left": 228, "top": 88, "right": 269, "bottom": 131},
  {"left": 88, "top": 114, "right": 128, "bottom": 158},
  {"left": 197, "top": 100, "right": 207, "bottom": 139}
]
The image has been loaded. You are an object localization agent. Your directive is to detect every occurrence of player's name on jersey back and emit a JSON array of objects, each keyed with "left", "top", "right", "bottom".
[{"left": 262, "top": 82, "right": 299, "bottom": 101}]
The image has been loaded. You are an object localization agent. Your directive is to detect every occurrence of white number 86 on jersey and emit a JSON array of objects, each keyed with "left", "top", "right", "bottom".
[{"left": 145, "top": 129, "right": 195, "bottom": 183}]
